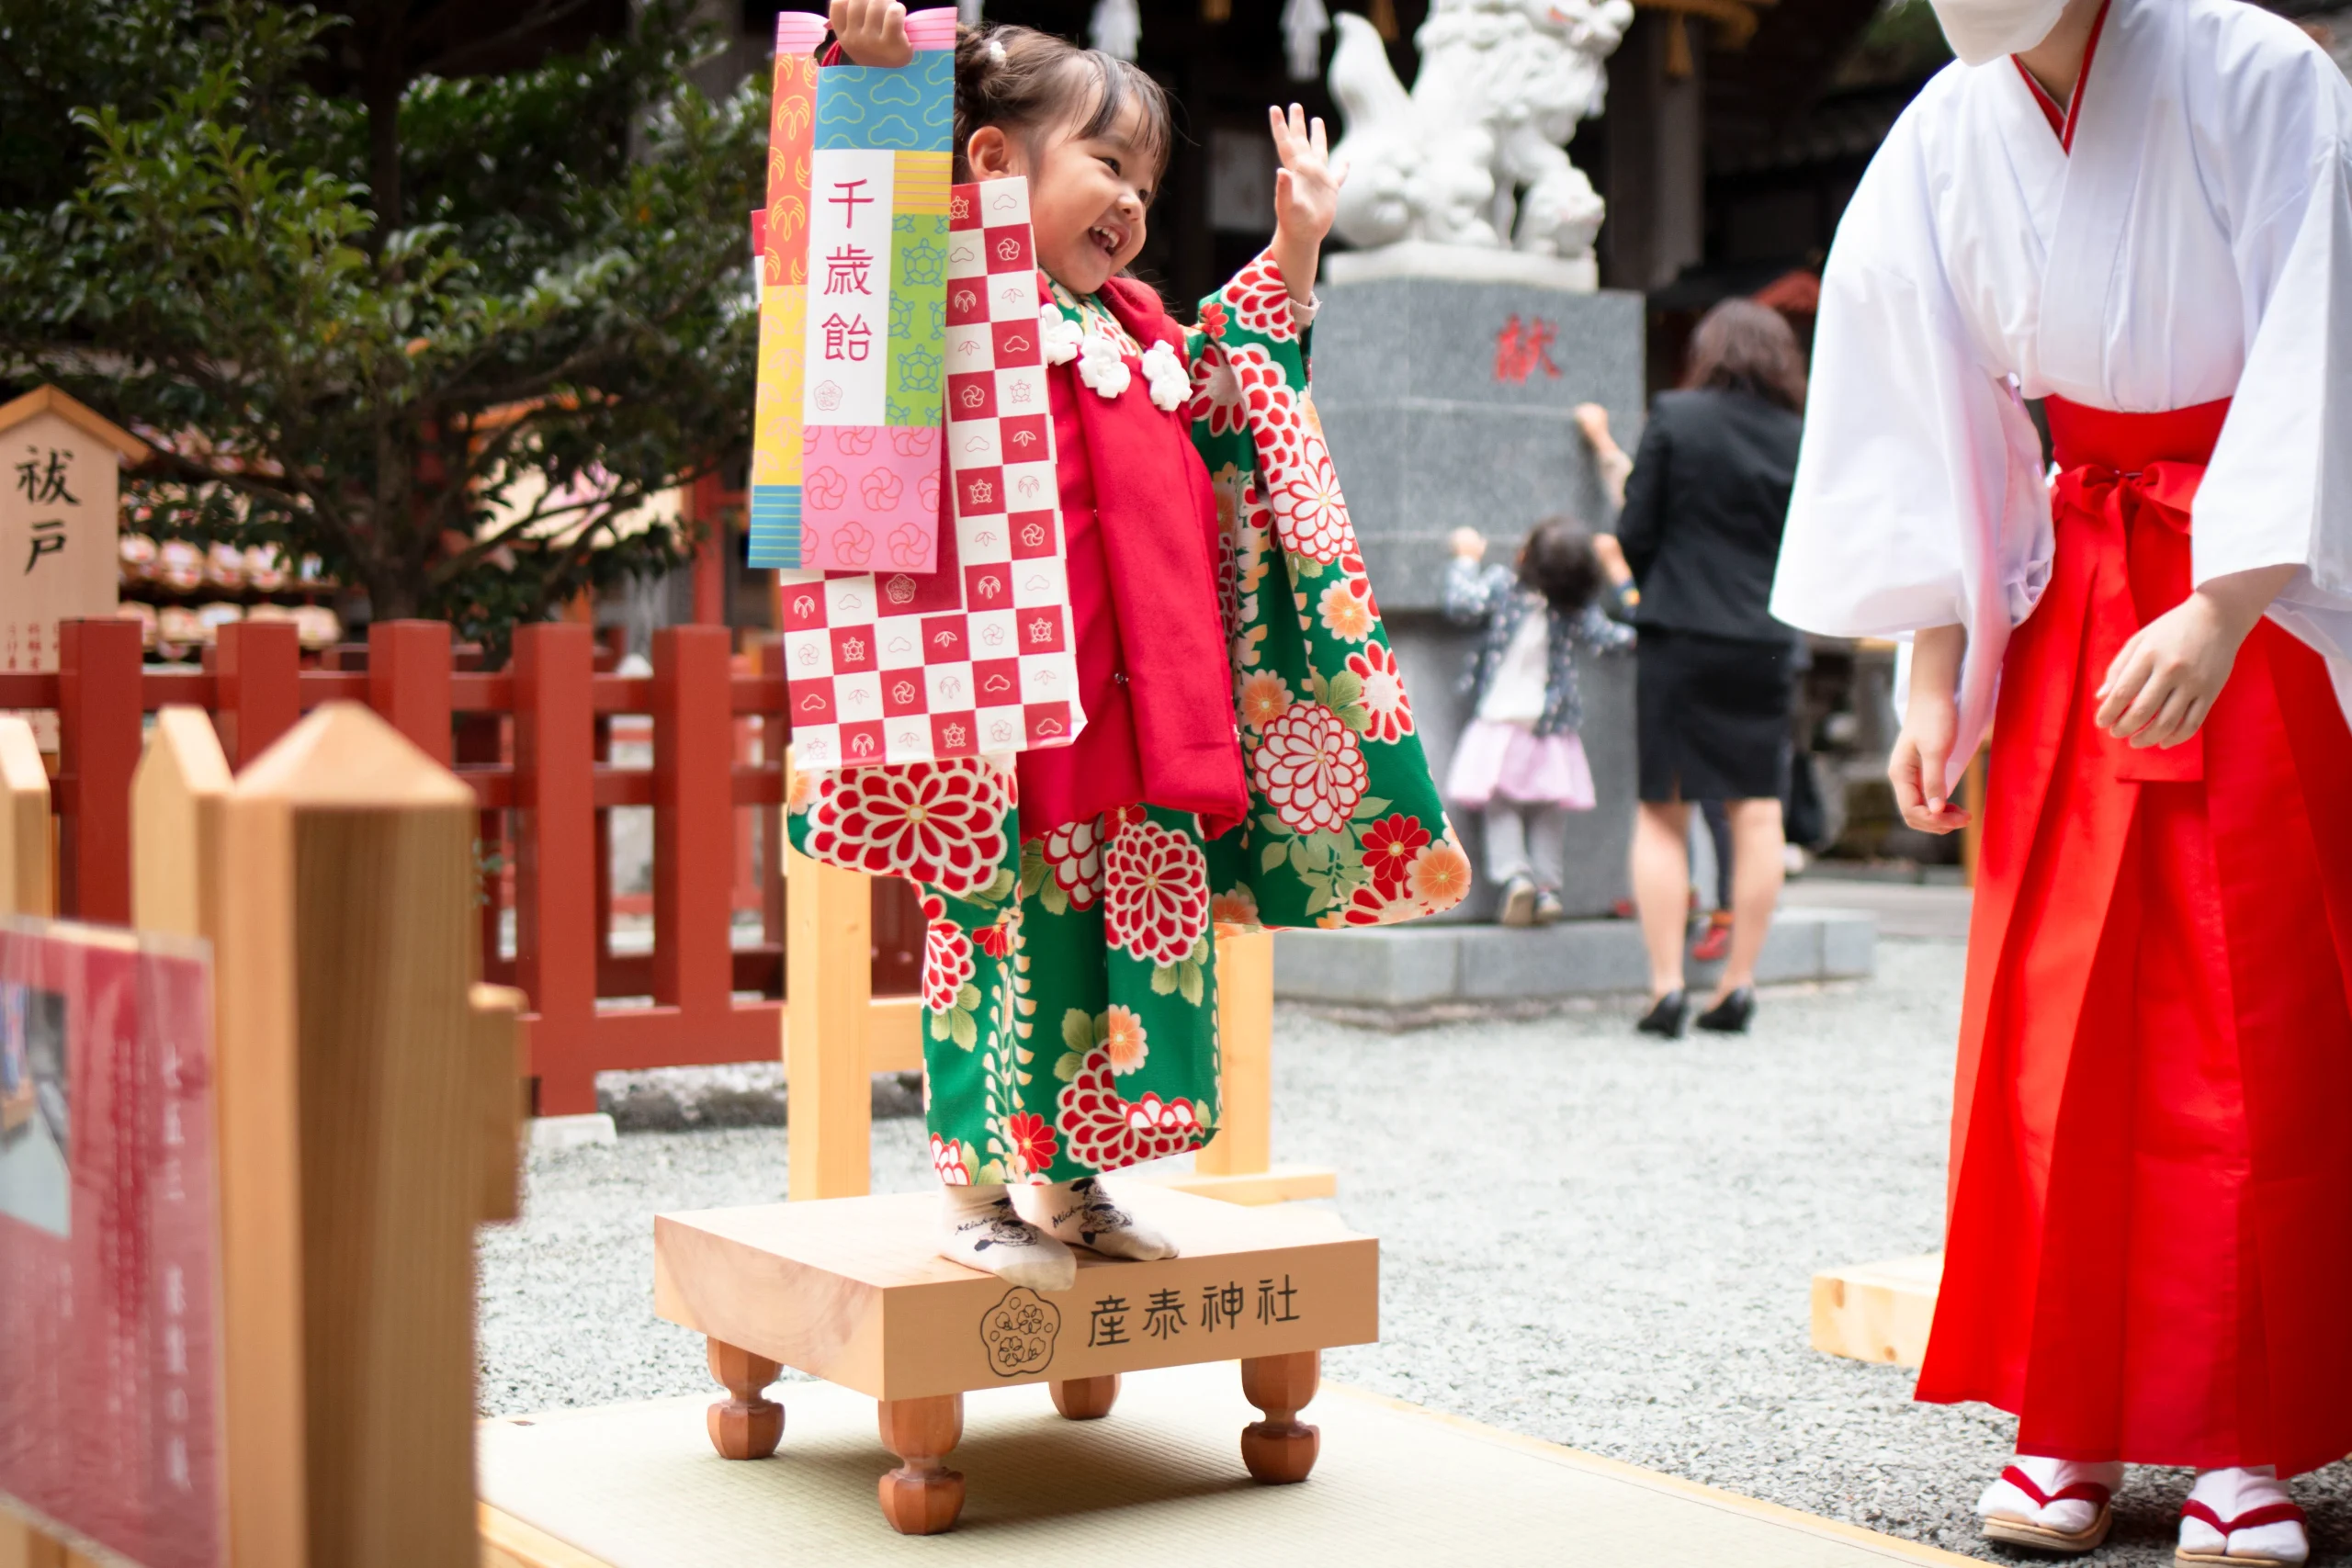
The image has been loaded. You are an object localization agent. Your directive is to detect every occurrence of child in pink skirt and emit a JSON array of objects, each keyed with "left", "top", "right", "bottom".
[{"left": 1443, "top": 518, "right": 1634, "bottom": 925}]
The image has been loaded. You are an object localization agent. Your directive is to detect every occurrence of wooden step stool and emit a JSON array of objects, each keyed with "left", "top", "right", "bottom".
[{"left": 653, "top": 1187, "right": 1377, "bottom": 1535}]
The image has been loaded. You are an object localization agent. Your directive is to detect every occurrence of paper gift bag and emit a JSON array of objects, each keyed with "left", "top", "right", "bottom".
[
  {"left": 778, "top": 175, "right": 1083, "bottom": 769},
  {"left": 744, "top": 10, "right": 825, "bottom": 570},
  {"left": 794, "top": 8, "right": 955, "bottom": 573}
]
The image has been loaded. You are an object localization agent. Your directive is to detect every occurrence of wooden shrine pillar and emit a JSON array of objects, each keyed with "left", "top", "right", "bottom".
[{"left": 786, "top": 832, "right": 874, "bottom": 1201}]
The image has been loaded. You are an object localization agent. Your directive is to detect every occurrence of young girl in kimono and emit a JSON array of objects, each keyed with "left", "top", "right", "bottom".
[
  {"left": 1440, "top": 518, "right": 1633, "bottom": 926},
  {"left": 807, "top": 1, "right": 1464, "bottom": 1292},
  {"left": 1777, "top": 0, "right": 2352, "bottom": 1559}
]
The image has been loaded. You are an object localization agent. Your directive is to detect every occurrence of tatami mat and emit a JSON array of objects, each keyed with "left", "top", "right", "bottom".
[{"left": 478, "top": 1362, "right": 1975, "bottom": 1566}]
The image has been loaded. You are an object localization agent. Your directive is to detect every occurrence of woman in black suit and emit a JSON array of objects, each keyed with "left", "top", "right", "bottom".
[{"left": 1613, "top": 299, "right": 1806, "bottom": 1037}]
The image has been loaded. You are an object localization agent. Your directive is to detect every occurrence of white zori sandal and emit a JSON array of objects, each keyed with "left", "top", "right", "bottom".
[
  {"left": 1978, "top": 1456, "right": 2121, "bottom": 1553},
  {"left": 2177, "top": 1467, "right": 2309, "bottom": 1566}
]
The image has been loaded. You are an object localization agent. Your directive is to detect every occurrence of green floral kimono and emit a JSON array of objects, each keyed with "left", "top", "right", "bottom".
[{"left": 789, "top": 251, "right": 1466, "bottom": 1187}]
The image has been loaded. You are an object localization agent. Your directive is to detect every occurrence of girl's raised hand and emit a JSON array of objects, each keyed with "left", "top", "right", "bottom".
[
  {"left": 830, "top": 0, "right": 912, "bottom": 67},
  {"left": 1269, "top": 103, "right": 1345, "bottom": 299}
]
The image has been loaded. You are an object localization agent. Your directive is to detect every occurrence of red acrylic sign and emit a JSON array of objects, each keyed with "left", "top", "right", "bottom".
[{"left": 0, "top": 918, "right": 222, "bottom": 1568}]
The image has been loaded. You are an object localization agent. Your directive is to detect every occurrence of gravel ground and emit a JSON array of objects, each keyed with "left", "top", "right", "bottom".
[{"left": 477, "top": 937, "right": 2352, "bottom": 1565}]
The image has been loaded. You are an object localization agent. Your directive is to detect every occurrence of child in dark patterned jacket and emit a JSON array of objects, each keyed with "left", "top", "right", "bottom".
[{"left": 1442, "top": 517, "right": 1633, "bottom": 925}]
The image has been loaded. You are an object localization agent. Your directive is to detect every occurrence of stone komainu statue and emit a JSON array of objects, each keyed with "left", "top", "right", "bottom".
[{"left": 1328, "top": 0, "right": 1634, "bottom": 264}]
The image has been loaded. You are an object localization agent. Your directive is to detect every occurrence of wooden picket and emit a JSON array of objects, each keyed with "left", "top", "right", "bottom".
[{"left": 0, "top": 703, "right": 522, "bottom": 1568}]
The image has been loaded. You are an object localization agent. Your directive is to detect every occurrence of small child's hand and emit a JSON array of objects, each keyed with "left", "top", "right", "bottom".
[
  {"left": 1269, "top": 103, "right": 1344, "bottom": 300},
  {"left": 1448, "top": 527, "right": 1487, "bottom": 562},
  {"left": 1573, "top": 402, "right": 1613, "bottom": 449},
  {"left": 830, "top": 0, "right": 912, "bottom": 66}
]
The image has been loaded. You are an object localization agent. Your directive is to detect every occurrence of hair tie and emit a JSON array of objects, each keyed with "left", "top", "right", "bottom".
[{"left": 987, "top": 37, "right": 1007, "bottom": 62}]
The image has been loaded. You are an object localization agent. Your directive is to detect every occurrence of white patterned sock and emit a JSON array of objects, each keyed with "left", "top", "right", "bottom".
[
  {"left": 1023, "top": 1177, "right": 1178, "bottom": 1260},
  {"left": 938, "top": 1183, "right": 1075, "bottom": 1292}
]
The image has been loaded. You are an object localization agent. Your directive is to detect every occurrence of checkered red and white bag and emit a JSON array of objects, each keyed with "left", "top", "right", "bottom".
[{"left": 780, "top": 176, "right": 1083, "bottom": 770}]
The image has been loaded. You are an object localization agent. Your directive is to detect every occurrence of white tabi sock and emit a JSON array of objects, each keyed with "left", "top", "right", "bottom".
[
  {"left": 1021, "top": 1176, "right": 1178, "bottom": 1261},
  {"left": 1977, "top": 1452, "right": 2121, "bottom": 1541},
  {"left": 2181, "top": 1466, "right": 2308, "bottom": 1564},
  {"left": 938, "top": 1183, "right": 1075, "bottom": 1292}
]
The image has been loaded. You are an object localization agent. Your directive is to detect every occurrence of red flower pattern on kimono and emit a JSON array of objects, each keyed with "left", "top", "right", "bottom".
[
  {"left": 973, "top": 914, "right": 1016, "bottom": 959},
  {"left": 1225, "top": 253, "right": 1301, "bottom": 341},
  {"left": 1198, "top": 299, "right": 1229, "bottom": 340},
  {"left": 1102, "top": 817, "right": 1212, "bottom": 966},
  {"left": 1347, "top": 641, "right": 1415, "bottom": 743},
  {"left": 1057, "top": 1049, "right": 1206, "bottom": 1169},
  {"left": 1004, "top": 1111, "right": 1057, "bottom": 1176},
  {"left": 1360, "top": 813, "right": 1430, "bottom": 895},
  {"left": 802, "top": 758, "right": 1011, "bottom": 897},
  {"left": 931, "top": 1134, "right": 972, "bottom": 1186},
  {"left": 1250, "top": 703, "right": 1368, "bottom": 835},
  {"left": 921, "top": 892, "right": 976, "bottom": 1012},
  {"left": 1039, "top": 817, "right": 1106, "bottom": 910}
]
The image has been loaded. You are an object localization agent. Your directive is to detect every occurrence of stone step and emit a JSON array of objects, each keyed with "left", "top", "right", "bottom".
[{"left": 1274, "top": 906, "right": 1875, "bottom": 1008}]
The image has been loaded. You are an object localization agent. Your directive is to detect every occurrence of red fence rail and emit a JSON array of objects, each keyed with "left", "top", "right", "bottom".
[{"left": 7, "top": 615, "right": 923, "bottom": 1115}]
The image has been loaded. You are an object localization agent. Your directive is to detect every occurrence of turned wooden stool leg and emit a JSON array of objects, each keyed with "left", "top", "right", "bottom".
[
  {"left": 1050, "top": 1372, "right": 1120, "bottom": 1420},
  {"left": 704, "top": 1338, "right": 784, "bottom": 1460},
  {"left": 876, "top": 1393, "right": 966, "bottom": 1534},
  {"left": 1239, "top": 1349, "right": 1321, "bottom": 1483}
]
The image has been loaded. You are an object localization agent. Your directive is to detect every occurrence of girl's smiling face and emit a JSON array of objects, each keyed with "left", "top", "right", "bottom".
[{"left": 966, "top": 95, "right": 1157, "bottom": 298}]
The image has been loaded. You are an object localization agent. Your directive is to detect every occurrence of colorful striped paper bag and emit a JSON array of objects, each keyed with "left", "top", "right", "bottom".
[
  {"left": 744, "top": 10, "right": 825, "bottom": 570},
  {"left": 795, "top": 9, "right": 955, "bottom": 573}
]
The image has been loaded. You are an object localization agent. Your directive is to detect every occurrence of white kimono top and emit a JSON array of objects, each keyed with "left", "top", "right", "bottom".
[{"left": 1771, "top": 0, "right": 2352, "bottom": 766}]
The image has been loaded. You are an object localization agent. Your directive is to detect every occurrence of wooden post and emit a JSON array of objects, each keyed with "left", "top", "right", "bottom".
[
  {"left": 0, "top": 716, "right": 53, "bottom": 917},
  {"left": 1197, "top": 928, "right": 1274, "bottom": 1179},
  {"left": 470, "top": 984, "right": 527, "bottom": 1224},
  {"left": 512, "top": 624, "right": 598, "bottom": 1115},
  {"left": 127, "top": 705, "right": 303, "bottom": 1568},
  {"left": 368, "top": 620, "right": 455, "bottom": 764},
  {"left": 218, "top": 704, "right": 482, "bottom": 1568},
  {"left": 54, "top": 615, "right": 141, "bottom": 922},
  {"left": 786, "top": 832, "right": 872, "bottom": 1201},
  {"left": 651, "top": 626, "right": 733, "bottom": 1021},
  {"left": 1156, "top": 926, "right": 1337, "bottom": 1205},
  {"left": 213, "top": 619, "right": 303, "bottom": 769}
]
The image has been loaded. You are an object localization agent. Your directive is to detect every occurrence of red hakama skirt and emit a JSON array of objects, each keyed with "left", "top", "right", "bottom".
[{"left": 1916, "top": 396, "right": 2352, "bottom": 1474}]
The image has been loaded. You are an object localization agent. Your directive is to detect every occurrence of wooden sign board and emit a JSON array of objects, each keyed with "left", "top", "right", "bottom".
[
  {"left": 0, "top": 389, "right": 146, "bottom": 750},
  {"left": 0, "top": 915, "right": 222, "bottom": 1568},
  {"left": 655, "top": 1188, "right": 1377, "bottom": 1404}
]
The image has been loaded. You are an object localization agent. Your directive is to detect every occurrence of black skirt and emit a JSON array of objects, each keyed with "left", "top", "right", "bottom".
[{"left": 1635, "top": 627, "right": 1795, "bottom": 804}]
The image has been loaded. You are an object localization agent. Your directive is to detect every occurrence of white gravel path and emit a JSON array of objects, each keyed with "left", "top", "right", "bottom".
[{"left": 476, "top": 938, "right": 2352, "bottom": 1565}]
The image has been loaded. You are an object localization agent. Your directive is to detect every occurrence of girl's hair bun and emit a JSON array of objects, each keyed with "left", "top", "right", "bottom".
[{"left": 951, "top": 22, "right": 1171, "bottom": 186}]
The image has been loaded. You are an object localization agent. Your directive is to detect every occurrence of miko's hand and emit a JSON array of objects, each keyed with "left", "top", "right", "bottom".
[
  {"left": 1269, "top": 103, "right": 1344, "bottom": 299},
  {"left": 830, "top": 0, "right": 912, "bottom": 66},
  {"left": 1890, "top": 623, "right": 1970, "bottom": 835},
  {"left": 2094, "top": 591, "right": 2248, "bottom": 749}
]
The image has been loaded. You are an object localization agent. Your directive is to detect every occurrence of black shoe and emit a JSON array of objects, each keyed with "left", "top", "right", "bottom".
[
  {"left": 1636, "top": 990, "right": 1688, "bottom": 1038},
  {"left": 1696, "top": 987, "right": 1756, "bottom": 1033}
]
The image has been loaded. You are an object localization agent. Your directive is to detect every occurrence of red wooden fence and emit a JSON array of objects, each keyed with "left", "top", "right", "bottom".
[{"left": 4, "top": 615, "right": 924, "bottom": 1115}]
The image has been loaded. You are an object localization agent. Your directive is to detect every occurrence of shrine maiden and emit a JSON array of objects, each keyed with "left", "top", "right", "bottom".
[
  {"left": 796, "top": 3, "right": 1464, "bottom": 1292},
  {"left": 1774, "top": 0, "right": 2352, "bottom": 1560}
]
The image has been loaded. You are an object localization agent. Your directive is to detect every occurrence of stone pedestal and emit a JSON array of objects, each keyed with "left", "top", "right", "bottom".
[{"left": 1313, "top": 273, "right": 1645, "bottom": 919}]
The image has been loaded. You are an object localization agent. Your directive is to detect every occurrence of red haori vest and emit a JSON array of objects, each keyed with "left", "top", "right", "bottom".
[{"left": 1012, "top": 276, "right": 1248, "bottom": 840}]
